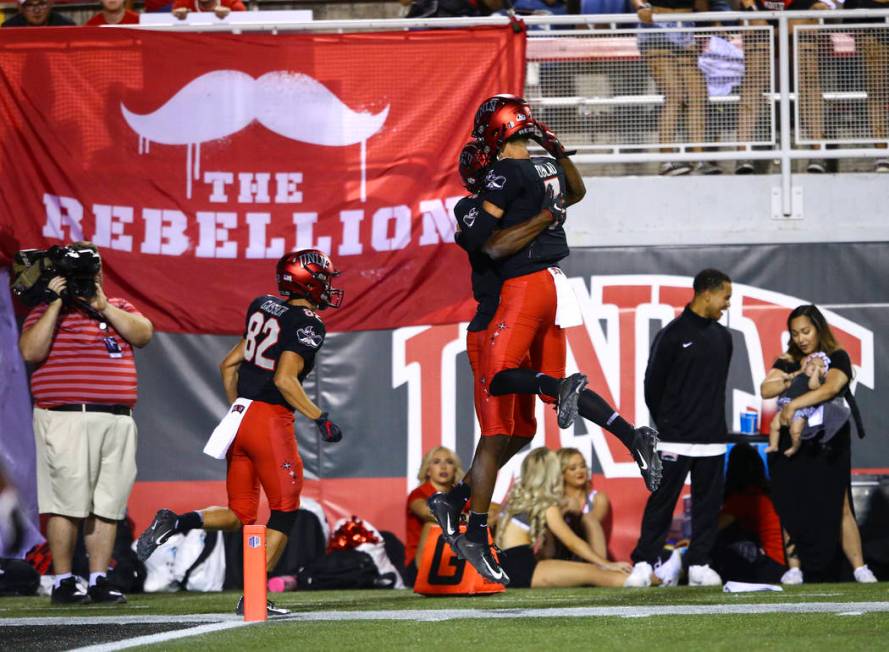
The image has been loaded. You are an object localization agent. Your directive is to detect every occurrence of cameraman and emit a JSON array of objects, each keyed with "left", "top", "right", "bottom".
[{"left": 18, "top": 242, "right": 152, "bottom": 605}]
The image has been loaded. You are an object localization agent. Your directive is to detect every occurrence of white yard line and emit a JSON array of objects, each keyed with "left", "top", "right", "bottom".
[
  {"left": 7, "top": 600, "right": 889, "bottom": 630},
  {"left": 68, "top": 620, "right": 251, "bottom": 651}
]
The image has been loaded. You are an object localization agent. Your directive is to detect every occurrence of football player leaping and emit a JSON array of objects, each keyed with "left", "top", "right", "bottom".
[
  {"left": 136, "top": 250, "right": 344, "bottom": 616},
  {"left": 429, "top": 97, "right": 662, "bottom": 585}
]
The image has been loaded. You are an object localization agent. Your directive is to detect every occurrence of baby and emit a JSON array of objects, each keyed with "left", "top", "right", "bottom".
[{"left": 767, "top": 352, "right": 830, "bottom": 458}]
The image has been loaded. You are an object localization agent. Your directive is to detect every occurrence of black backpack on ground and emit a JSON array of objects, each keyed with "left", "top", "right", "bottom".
[
  {"left": 0, "top": 558, "right": 40, "bottom": 595},
  {"left": 296, "top": 549, "right": 382, "bottom": 590}
]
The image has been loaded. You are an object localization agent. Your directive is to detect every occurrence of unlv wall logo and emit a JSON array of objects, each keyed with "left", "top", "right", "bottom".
[
  {"left": 121, "top": 71, "right": 389, "bottom": 201},
  {"left": 393, "top": 275, "right": 874, "bottom": 493}
]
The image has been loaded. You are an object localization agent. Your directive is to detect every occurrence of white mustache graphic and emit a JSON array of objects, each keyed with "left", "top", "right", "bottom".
[{"left": 121, "top": 70, "right": 390, "bottom": 200}]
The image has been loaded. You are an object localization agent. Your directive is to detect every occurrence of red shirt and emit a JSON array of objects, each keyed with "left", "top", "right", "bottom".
[
  {"left": 405, "top": 481, "right": 438, "bottom": 566},
  {"left": 722, "top": 489, "right": 785, "bottom": 565},
  {"left": 85, "top": 10, "right": 140, "bottom": 25},
  {"left": 24, "top": 299, "right": 141, "bottom": 408},
  {"left": 172, "top": 0, "right": 246, "bottom": 11}
]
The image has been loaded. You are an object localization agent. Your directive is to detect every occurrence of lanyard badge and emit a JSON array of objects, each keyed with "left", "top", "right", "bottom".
[{"left": 103, "top": 336, "right": 123, "bottom": 358}]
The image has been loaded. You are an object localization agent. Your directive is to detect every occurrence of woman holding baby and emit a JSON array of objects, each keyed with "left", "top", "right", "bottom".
[{"left": 760, "top": 305, "right": 876, "bottom": 584}]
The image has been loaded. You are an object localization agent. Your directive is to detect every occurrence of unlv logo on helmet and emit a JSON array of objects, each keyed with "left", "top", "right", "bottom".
[
  {"left": 472, "top": 94, "right": 535, "bottom": 154},
  {"left": 276, "top": 249, "right": 344, "bottom": 310},
  {"left": 458, "top": 141, "right": 490, "bottom": 193}
]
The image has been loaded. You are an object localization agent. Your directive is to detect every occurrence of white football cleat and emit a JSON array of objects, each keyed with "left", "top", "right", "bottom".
[
  {"left": 624, "top": 561, "right": 653, "bottom": 588},
  {"left": 688, "top": 564, "right": 722, "bottom": 587}
]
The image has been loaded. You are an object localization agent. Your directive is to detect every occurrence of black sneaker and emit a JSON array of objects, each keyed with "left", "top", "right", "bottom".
[
  {"left": 735, "top": 161, "right": 755, "bottom": 175},
  {"left": 556, "top": 373, "right": 587, "bottom": 429},
  {"left": 136, "top": 508, "right": 177, "bottom": 562},
  {"left": 235, "top": 595, "right": 291, "bottom": 617},
  {"left": 453, "top": 535, "right": 510, "bottom": 586},
  {"left": 632, "top": 426, "right": 663, "bottom": 492},
  {"left": 88, "top": 576, "right": 127, "bottom": 604},
  {"left": 51, "top": 576, "right": 91, "bottom": 605},
  {"left": 806, "top": 159, "right": 827, "bottom": 174},
  {"left": 428, "top": 492, "right": 461, "bottom": 549}
]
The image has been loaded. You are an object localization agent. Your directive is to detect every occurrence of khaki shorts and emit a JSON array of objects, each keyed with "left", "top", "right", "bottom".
[{"left": 33, "top": 408, "right": 138, "bottom": 520}]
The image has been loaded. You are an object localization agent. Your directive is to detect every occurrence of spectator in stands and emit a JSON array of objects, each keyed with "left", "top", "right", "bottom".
[
  {"left": 18, "top": 242, "right": 153, "bottom": 605},
  {"left": 555, "top": 447, "right": 611, "bottom": 561},
  {"left": 762, "top": 304, "right": 877, "bottom": 583},
  {"left": 404, "top": 446, "right": 464, "bottom": 585},
  {"left": 86, "top": 0, "right": 140, "bottom": 25},
  {"left": 844, "top": 0, "right": 889, "bottom": 173},
  {"left": 495, "top": 447, "right": 639, "bottom": 588},
  {"left": 736, "top": 0, "right": 835, "bottom": 174},
  {"left": 633, "top": 0, "right": 721, "bottom": 175},
  {"left": 2, "top": 0, "right": 75, "bottom": 27},
  {"left": 713, "top": 442, "right": 790, "bottom": 583},
  {"left": 173, "top": 0, "right": 245, "bottom": 20},
  {"left": 401, "top": 0, "right": 503, "bottom": 18}
]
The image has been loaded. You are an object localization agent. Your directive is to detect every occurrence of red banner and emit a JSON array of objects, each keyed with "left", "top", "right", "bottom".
[{"left": 0, "top": 27, "right": 526, "bottom": 333}]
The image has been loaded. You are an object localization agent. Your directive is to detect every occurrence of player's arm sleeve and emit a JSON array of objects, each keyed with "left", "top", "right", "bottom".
[
  {"left": 279, "top": 316, "right": 327, "bottom": 360},
  {"left": 477, "top": 161, "right": 523, "bottom": 215},
  {"left": 454, "top": 197, "right": 499, "bottom": 254},
  {"left": 644, "top": 328, "right": 676, "bottom": 422}
]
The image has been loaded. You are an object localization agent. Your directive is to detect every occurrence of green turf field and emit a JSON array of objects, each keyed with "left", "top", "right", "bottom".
[{"left": 2, "top": 584, "right": 887, "bottom": 651}]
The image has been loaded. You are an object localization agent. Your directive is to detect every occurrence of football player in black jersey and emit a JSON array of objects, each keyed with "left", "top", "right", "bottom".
[
  {"left": 136, "top": 249, "right": 343, "bottom": 616},
  {"left": 428, "top": 98, "right": 662, "bottom": 583}
]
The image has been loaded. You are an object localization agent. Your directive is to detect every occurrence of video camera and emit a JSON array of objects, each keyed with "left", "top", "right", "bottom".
[{"left": 11, "top": 244, "right": 101, "bottom": 306}]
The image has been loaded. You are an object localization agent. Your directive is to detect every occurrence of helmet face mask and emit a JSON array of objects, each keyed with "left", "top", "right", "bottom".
[{"left": 276, "top": 249, "right": 344, "bottom": 310}]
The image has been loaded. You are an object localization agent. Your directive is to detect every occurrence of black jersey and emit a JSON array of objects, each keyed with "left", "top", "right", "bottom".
[
  {"left": 236, "top": 295, "right": 327, "bottom": 408},
  {"left": 453, "top": 195, "right": 502, "bottom": 332},
  {"left": 478, "top": 156, "right": 570, "bottom": 280}
]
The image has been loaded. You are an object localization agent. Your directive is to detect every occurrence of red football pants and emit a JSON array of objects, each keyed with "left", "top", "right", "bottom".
[
  {"left": 482, "top": 268, "right": 566, "bottom": 407},
  {"left": 467, "top": 329, "right": 537, "bottom": 437},
  {"left": 226, "top": 400, "right": 303, "bottom": 525}
]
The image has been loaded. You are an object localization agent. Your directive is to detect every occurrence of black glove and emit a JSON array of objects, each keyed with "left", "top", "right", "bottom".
[
  {"left": 542, "top": 184, "right": 567, "bottom": 227},
  {"left": 529, "top": 120, "right": 576, "bottom": 159},
  {"left": 314, "top": 412, "right": 342, "bottom": 443}
]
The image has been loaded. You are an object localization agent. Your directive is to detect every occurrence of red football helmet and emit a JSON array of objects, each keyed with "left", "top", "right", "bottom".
[
  {"left": 472, "top": 94, "right": 534, "bottom": 154},
  {"left": 276, "top": 249, "right": 344, "bottom": 309},
  {"left": 458, "top": 140, "right": 491, "bottom": 193}
]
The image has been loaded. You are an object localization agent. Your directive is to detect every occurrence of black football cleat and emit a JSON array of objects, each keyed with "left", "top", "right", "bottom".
[
  {"left": 51, "top": 576, "right": 91, "bottom": 605},
  {"left": 88, "top": 576, "right": 127, "bottom": 604},
  {"left": 453, "top": 535, "right": 510, "bottom": 586},
  {"left": 235, "top": 595, "right": 291, "bottom": 617},
  {"left": 427, "top": 492, "right": 461, "bottom": 550},
  {"left": 633, "top": 426, "right": 663, "bottom": 492},
  {"left": 556, "top": 373, "right": 588, "bottom": 429},
  {"left": 136, "top": 508, "right": 177, "bottom": 562}
]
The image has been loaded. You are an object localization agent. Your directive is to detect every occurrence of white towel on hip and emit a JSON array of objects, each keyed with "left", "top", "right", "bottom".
[
  {"left": 547, "top": 267, "right": 583, "bottom": 328},
  {"left": 203, "top": 398, "right": 252, "bottom": 459}
]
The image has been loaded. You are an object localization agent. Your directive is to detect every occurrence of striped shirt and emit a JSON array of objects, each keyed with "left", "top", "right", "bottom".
[{"left": 23, "top": 298, "right": 141, "bottom": 408}]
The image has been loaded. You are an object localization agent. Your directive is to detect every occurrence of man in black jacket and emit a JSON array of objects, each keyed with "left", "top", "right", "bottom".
[{"left": 625, "top": 268, "right": 733, "bottom": 588}]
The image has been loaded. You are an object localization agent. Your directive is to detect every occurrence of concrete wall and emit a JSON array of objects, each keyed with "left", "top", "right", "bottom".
[{"left": 567, "top": 172, "right": 889, "bottom": 248}]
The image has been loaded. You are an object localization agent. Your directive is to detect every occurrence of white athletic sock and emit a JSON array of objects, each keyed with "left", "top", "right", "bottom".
[{"left": 89, "top": 572, "right": 106, "bottom": 587}]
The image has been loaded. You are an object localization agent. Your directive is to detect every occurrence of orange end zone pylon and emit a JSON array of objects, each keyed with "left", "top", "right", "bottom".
[{"left": 243, "top": 524, "right": 267, "bottom": 622}]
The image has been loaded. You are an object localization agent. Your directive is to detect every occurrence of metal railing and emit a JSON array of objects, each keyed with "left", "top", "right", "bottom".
[{"left": 109, "top": 9, "right": 889, "bottom": 216}]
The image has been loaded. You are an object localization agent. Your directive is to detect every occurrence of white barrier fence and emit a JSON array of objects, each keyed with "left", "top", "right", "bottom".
[{"left": 116, "top": 10, "right": 889, "bottom": 216}]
